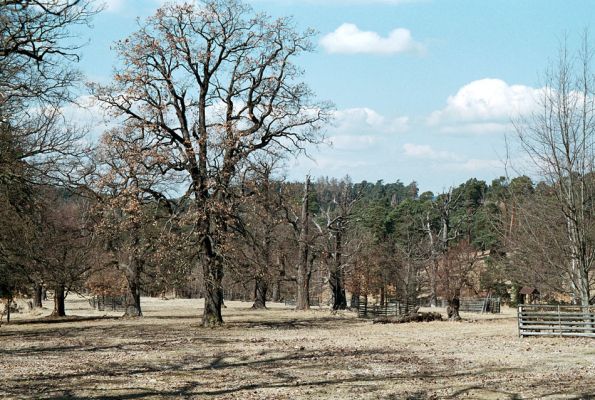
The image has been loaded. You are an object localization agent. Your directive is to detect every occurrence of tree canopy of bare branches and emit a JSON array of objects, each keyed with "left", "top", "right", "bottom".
[
  {"left": 513, "top": 34, "right": 595, "bottom": 306},
  {"left": 91, "top": 0, "right": 331, "bottom": 326}
]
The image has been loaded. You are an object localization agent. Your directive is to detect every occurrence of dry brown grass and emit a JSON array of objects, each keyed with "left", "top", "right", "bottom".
[{"left": 1, "top": 296, "right": 594, "bottom": 399}]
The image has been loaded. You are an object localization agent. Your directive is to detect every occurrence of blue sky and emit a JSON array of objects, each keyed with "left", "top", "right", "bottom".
[{"left": 76, "top": 0, "right": 595, "bottom": 193}]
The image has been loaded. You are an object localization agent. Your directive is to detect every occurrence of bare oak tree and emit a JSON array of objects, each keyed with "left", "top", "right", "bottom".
[
  {"left": 514, "top": 35, "right": 595, "bottom": 306},
  {"left": 91, "top": 0, "right": 330, "bottom": 326},
  {"left": 0, "top": 0, "right": 98, "bottom": 304}
]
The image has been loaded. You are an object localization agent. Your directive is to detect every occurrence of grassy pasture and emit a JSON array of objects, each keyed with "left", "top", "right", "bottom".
[{"left": 0, "top": 296, "right": 594, "bottom": 399}]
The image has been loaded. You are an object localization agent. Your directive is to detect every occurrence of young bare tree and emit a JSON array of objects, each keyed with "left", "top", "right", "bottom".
[
  {"left": 422, "top": 189, "right": 463, "bottom": 307},
  {"left": 36, "top": 190, "right": 94, "bottom": 317},
  {"left": 514, "top": 35, "right": 595, "bottom": 306},
  {"left": 0, "top": 0, "right": 98, "bottom": 301},
  {"left": 437, "top": 241, "right": 481, "bottom": 321},
  {"left": 283, "top": 177, "right": 315, "bottom": 310},
  {"left": 91, "top": 1, "right": 330, "bottom": 326},
  {"left": 316, "top": 177, "right": 360, "bottom": 310},
  {"left": 223, "top": 158, "right": 286, "bottom": 309},
  {"left": 90, "top": 128, "right": 179, "bottom": 317}
]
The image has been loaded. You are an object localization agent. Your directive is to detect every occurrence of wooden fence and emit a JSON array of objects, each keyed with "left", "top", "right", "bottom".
[
  {"left": 518, "top": 305, "right": 595, "bottom": 338},
  {"left": 284, "top": 297, "right": 320, "bottom": 307},
  {"left": 357, "top": 297, "right": 412, "bottom": 319},
  {"left": 459, "top": 298, "right": 501, "bottom": 313},
  {"left": 89, "top": 295, "right": 127, "bottom": 312},
  {"left": 432, "top": 298, "right": 500, "bottom": 313}
]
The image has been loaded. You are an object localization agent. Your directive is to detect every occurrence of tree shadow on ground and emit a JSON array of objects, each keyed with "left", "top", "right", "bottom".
[
  {"left": 0, "top": 341, "right": 536, "bottom": 400},
  {"left": 2, "top": 314, "right": 592, "bottom": 400},
  {"left": 3, "top": 315, "right": 120, "bottom": 325}
]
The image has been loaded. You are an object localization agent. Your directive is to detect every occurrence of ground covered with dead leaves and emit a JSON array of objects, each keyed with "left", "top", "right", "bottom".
[{"left": 1, "top": 297, "right": 594, "bottom": 399}]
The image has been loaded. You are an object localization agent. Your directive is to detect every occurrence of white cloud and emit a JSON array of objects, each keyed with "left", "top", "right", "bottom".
[
  {"left": 428, "top": 79, "right": 542, "bottom": 133},
  {"left": 325, "top": 107, "right": 409, "bottom": 151},
  {"left": 402, "top": 143, "right": 458, "bottom": 160},
  {"left": 320, "top": 23, "right": 425, "bottom": 55},
  {"left": 332, "top": 107, "right": 409, "bottom": 135}
]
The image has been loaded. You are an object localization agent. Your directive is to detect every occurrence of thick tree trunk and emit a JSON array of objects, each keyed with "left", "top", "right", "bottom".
[
  {"left": 329, "top": 268, "right": 347, "bottom": 310},
  {"left": 296, "top": 267, "right": 311, "bottom": 310},
  {"left": 252, "top": 276, "right": 268, "bottom": 309},
  {"left": 296, "top": 178, "right": 311, "bottom": 311},
  {"left": 124, "top": 260, "right": 142, "bottom": 317},
  {"left": 33, "top": 283, "right": 43, "bottom": 308},
  {"left": 201, "top": 246, "right": 224, "bottom": 326},
  {"left": 51, "top": 284, "right": 66, "bottom": 317},
  {"left": 447, "top": 297, "right": 461, "bottom": 321}
]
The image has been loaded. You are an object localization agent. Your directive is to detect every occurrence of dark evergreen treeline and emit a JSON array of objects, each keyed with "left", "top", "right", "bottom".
[{"left": 2, "top": 170, "right": 583, "bottom": 322}]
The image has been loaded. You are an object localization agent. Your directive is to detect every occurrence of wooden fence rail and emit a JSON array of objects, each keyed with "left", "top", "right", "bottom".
[
  {"left": 357, "top": 297, "right": 412, "bottom": 319},
  {"left": 435, "top": 298, "right": 501, "bottom": 313},
  {"left": 284, "top": 298, "right": 320, "bottom": 307},
  {"left": 89, "top": 295, "right": 127, "bottom": 312},
  {"left": 518, "top": 305, "right": 595, "bottom": 338}
]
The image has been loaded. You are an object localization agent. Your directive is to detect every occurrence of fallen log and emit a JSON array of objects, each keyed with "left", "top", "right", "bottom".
[{"left": 373, "top": 312, "right": 443, "bottom": 324}]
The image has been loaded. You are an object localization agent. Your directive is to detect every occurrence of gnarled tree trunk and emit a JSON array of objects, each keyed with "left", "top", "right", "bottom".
[
  {"left": 252, "top": 276, "right": 268, "bottom": 309},
  {"left": 124, "top": 259, "right": 143, "bottom": 317},
  {"left": 447, "top": 297, "right": 461, "bottom": 321},
  {"left": 329, "top": 268, "right": 347, "bottom": 310},
  {"left": 201, "top": 239, "right": 224, "bottom": 326},
  {"left": 52, "top": 284, "right": 66, "bottom": 317}
]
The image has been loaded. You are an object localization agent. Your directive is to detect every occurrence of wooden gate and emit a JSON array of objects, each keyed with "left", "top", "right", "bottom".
[{"left": 518, "top": 305, "right": 595, "bottom": 338}]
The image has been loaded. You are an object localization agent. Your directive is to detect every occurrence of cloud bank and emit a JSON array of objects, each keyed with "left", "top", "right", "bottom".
[
  {"left": 428, "top": 78, "right": 542, "bottom": 134},
  {"left": 320, "top": 23, "right": 425, "bottom": 55}
]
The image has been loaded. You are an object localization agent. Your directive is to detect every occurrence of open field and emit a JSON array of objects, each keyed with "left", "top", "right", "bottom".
[{"left": 1, "top": 297, "right": 594, "bottom": 399}]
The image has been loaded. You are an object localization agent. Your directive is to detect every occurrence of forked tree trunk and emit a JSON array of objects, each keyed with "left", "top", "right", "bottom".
[
  {"left": 124, "top": 260, "right": 143, "bottom": 317},
  {"left": 252, "top": 276, "right": 268, "bottom": 309},
  {"left": 33, "top": 283, "right": 43, "bottom": 308},
  {"left": 52, "top": 284, "right": 66, "bottom": 317}
]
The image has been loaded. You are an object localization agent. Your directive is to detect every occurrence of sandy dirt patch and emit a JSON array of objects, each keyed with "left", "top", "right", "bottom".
[{"left": 0, "top": 296, "right": 593, "bottom": 399}]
